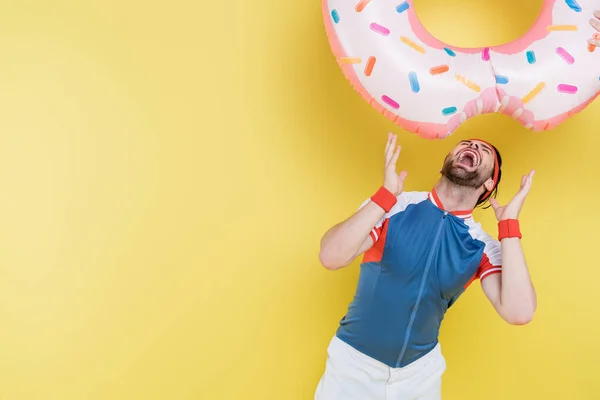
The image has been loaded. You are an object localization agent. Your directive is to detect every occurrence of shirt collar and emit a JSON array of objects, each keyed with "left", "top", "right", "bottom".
[{"left": 427, "top": 188, "right": 473, "bottom": 219}]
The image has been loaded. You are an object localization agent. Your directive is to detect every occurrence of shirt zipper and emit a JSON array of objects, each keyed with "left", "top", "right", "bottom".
[{"left": 395, "top": 211, "right": 448, "bottom": 367}]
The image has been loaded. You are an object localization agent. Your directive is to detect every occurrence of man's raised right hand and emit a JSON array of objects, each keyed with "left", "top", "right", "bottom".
[{"left": 383, "top": 133, "right": 408, "bottom": 196}]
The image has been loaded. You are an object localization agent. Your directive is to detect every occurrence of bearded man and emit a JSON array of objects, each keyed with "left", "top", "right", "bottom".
[{"left": 314, "top": 133, "right": 537, "bottom": 400}]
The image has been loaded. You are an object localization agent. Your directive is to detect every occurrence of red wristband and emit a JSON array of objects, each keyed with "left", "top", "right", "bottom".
[
  {"left": 498, "top": 219, "right": 522, "bottom": 241},
  {"left": 370, "top": 186, "right": 397, "bottom": 213}
]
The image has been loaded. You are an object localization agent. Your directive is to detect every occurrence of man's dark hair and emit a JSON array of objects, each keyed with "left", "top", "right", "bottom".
[{"left": 476, "top": 144, "right": 502, "bottom": 209}]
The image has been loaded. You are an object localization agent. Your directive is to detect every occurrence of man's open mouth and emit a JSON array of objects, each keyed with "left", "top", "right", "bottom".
[{"left": 456, "top": 149, "right": 480, "bottom": 171}]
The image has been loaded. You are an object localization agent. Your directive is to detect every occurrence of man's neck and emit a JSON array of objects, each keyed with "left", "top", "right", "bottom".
[{"left": 433, "top": 177, "right": 480, "bottom": 212}]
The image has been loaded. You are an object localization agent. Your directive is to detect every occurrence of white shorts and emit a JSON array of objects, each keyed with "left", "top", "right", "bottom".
[{"left": 314, "top": 336, "right": 446, "bottom": 400}]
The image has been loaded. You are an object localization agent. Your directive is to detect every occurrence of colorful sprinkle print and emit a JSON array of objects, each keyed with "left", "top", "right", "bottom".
[
  {"left": 455, "top": 74, "right": 481, "bottom": 92},
  {"left": 340, "top": 57, "right": 361, "bottom": 64},
  {"left": 557, "top": 84, "right": 578, "bottom": 94},
  {"left": 364, "top": 56, "right": 376, "bottom": 76},
  {"left": 332, "top": 0, "right": 595, "bottom": 128},
  {"left": 430, "top": 65, "right": 449, "bottom": 75},
  {"left": 565, "top": 0, "right": 582, "bottom": 12},
  {"left": 401, "top": 36, "right": 425, "bottom": 54},
  {"left": 522, "top": 82, "right": 546, "bottom": 104},
  {"left": 556, "top": 47, "right": 574, "bottom": 64},
  {"left": 482, "top": 48, "right": 490, "bottom": 61},
  {"left": 370, "top": 23, "right": 390, "bottom": 36},
  {"left": 444, "top": 48, "right": 456, "bottom": 57},
  {"left": 382, "top": 95, "right": 399, "bottom": 109},
  {"left": 547, "top": 25, "right": 578, "bottom": 31},
  {"left": 408, "top": 71, "right": 420, "bottom": 93},
  {"left": 331, "top": 9, "right": 340, "bottom": 24},
  {"left": 355, "top": 0, "right": 371, "bottom": 12},
  {"left": 396, "top": 2, "right": 410, "bottom": 13},
  {"left": 442, "top": 107, "right": 457, "bottom": 116},
  {"left": 495, "top": 75, "right": 509, "bottom": 84}
]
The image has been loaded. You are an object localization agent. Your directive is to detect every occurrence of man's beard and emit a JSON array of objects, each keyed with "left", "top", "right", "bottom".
[{"left": 441, "top": 156, "right": 489, "bottom": 189}]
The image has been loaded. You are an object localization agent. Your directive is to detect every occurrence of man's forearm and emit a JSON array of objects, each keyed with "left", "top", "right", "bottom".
[
  {"left": 319, "top": 200, "right": 386, "bottom": 269},
  {"left": 498, "top": 238, "right": 537, "bottom": 324}
]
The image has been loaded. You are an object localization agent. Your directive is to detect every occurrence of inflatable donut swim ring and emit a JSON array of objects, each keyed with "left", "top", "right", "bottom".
[{"left": 322, "top": 0, "right": 600, "bottom": 139}]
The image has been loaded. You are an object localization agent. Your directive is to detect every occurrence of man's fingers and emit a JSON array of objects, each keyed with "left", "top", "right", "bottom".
[
  {"left": 590, "top": 17, "right": 600, "bottom": 32},
  {"left": 385, "top": 132, "right": 392, "bottom": 155},
  {"left": 386, "top": 136, "right": 399, "bottom": 166},
  {"left": 523, "top": 170, "right": 535, "bottom": 190},
  {"left": 517, "top": 181, "right": 529, "bottom": 196},
  {"left": 489, "top": 198, "right": 501, "bottom": 211},
  {"left": 518, "top": 170, "right": 535, "bottom": 190},
  {"left": 398, "top": 170, "right": 408, "bottom": 185},
  {"left": 390, "top": 145, "right": 401, "bottom": 167},
  {"left": 595, "top": 10, "right": 600, "bottom": 19},
  {"left": 516, "top": 175, "right": 534, "bottom": 200},
  {"left": 516, "top": 188, "right": 529, "bottom": 201},
  {"left": 385, "top": 134, "right": 397, "bottom": 164},
  {"left": 384, "top": 134, "right": 391, "bottom": 162}
]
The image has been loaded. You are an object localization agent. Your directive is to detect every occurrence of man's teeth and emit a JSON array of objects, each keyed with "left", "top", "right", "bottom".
[{"left": 458, "top": 151, "right": 478, "bottom": 167}]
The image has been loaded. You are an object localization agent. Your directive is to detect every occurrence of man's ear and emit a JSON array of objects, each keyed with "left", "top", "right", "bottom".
[{"left": 483, "top": 178, "right": 495, "bottom": 192}]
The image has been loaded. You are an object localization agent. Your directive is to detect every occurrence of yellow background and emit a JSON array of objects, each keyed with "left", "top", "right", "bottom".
[{"left": 0, "top": 0, "right": 598, "bottom": 399}]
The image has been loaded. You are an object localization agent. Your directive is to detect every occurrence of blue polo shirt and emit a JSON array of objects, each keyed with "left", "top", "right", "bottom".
[{"left": 335, "top": 189, "right": 502, "bottom": 368}]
